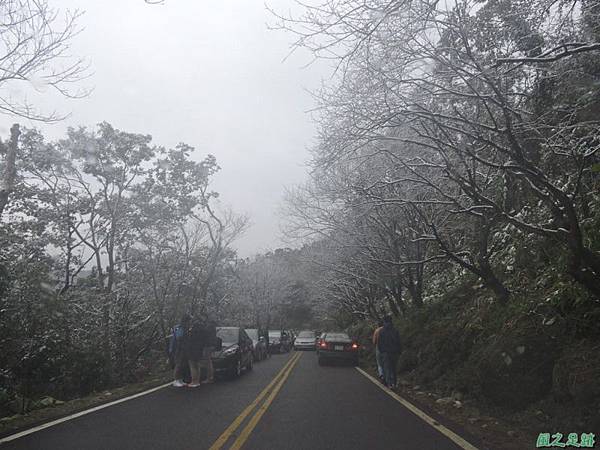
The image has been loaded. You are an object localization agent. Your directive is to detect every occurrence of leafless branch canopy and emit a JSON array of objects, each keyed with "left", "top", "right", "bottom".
[{"left": 0, "top": 0, "right": 91, "bottom": 122}]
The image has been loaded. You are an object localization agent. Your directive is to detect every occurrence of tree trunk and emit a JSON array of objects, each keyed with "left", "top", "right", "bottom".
[
  {"left": 407, "top": 267, "right": 424, "bottom": 308},
  {"left": 388, "top": 289, "right": 402, "bottom": 317},
  {"left": 0, "top": 124, "right": 20, "bottom": 217},
  {"left": 480, "top": 262, "right": 510, "bottom": 304},
  {"left": 568, "top": 246, "right": 600, "bottom": 299}
]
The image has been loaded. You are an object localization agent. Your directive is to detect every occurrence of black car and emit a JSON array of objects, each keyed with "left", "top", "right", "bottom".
[
  {"left": 268, "top": 330, "right": 291, "bottom": 353},
  {"left": 317, "top": 332, "right": 359, "bottom": 366},
  {"left": 212, "top": 327, "right": 254, "bottom": 378}
]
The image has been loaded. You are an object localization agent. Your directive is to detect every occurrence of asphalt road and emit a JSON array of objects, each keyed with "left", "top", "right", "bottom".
[{"left": 1, "top": 351, "right": 478, "bottom": 450}]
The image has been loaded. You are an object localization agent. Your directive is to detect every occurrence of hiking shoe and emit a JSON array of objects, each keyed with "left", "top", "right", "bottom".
[{"left": 172, "top": 380, "right": 186, "bottom": 387}]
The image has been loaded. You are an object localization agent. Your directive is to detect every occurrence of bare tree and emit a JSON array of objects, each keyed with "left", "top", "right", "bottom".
[
  {"left": 273, "top": 0, "right": 600, "bottom": 299},
  {"left": 0, "top": 0, "right": 90, "bottom": 122}
]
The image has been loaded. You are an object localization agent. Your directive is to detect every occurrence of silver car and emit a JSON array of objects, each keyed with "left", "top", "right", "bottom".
[{"left": 294, "top": 330, "right": 317, "bottom": 351}]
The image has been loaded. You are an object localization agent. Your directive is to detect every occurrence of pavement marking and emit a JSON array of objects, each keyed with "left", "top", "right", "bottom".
[
  {"left": 229, "top": 351, "right": 302, "bottom": 450},
  {"left": 355, "top": 367, "right": 479, "bottom": 450},
  {"left": 0, "top": 381, "right": 172, "bottom": 444},
  {"left": 208, "top": 352, "right": 301, "bottom": 450}
]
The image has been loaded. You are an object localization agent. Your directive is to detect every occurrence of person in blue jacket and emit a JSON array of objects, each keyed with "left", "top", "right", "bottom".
[{"left": 169, "top": 314, "right": 191, "bottom": 387}]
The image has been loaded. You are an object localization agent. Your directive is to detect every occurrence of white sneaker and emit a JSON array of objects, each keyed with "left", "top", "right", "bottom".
[
  {"left": 172, "top": 380, "right": 185, "bottom": 387},
  {"left": 188, "top": 383, "right": 201, "bottom": 388}
]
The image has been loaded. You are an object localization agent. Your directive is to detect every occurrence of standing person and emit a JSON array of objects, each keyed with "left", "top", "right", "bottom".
[
  {"left": 263, "top": 329, "right": 270, "bottom": 357},
  {"left": 377, "top": 315, "right": 401, "bottom": 389},
  {"left": 187, "top": 317, "right": 207, "bottom": 388},
  {"left": 372, "top": 320, "right": 385, "bottom": 382},
  {"left": 170, "top": 314, "right": 191, "bottom": 387},
  {"left": 201, "top": 320, "right": 217, "bottom": 384}
]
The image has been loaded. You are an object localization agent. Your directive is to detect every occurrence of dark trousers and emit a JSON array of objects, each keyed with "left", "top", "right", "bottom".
[{"left": 381, "top": 352, "right": 399, "bottom": 387}]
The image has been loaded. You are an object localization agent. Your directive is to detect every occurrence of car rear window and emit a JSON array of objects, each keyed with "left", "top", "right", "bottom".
[
  {"left": 217, "top": 328, "right": 239, "bottom": 345},
  {"left": 324, "top": 333, "right": 350, "bottom": 341},
  {"left": 298, "top": 331, "right": 315, "bottom": 338}
]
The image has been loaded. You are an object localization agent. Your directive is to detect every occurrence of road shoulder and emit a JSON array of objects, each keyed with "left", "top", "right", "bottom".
[
  {"left": 0, "top": 373, "right": 170, "bottom": 440},
  {"left": 385, "top": 372, "right": 538, "bottom": 450}
]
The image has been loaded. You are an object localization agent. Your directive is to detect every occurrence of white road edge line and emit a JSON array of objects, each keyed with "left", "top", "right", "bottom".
[
  {"left": 0, "top": 381, "right": 172, "bottom": 444},
  {"left": 355, "top": 367, "right": 479, "bottom": 450}
]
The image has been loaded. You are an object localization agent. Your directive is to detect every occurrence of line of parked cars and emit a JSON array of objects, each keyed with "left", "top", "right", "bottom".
[
  {"left": 210, "top": 327, "right": 359, "bottom": 379},
  {"left": 210, "top": 327, "right": 297, "bottom": 379}
]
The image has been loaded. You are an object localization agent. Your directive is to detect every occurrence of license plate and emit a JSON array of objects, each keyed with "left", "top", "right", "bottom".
[{"left": 334, "top": 345, "right": 344, "bottom": 351}]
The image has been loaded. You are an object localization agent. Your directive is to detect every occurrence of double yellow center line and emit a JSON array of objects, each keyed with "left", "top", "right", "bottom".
[{"left": 209, "top": 352, "right": 302, "bottom": 450}]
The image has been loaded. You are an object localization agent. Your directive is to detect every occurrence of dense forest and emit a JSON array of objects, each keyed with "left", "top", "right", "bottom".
[
  {"left": 0, "top": 120, "right": 323, "bottom": 413},
  {"left": 273, "top": 0, "right": 600, "bottom": 428}
]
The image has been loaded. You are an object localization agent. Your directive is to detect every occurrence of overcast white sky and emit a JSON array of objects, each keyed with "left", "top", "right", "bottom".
[{"left": 2, "top": 0, "right": 329, "bottom": 256}]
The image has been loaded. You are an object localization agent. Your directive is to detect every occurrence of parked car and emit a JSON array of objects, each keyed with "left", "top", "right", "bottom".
[
  {"left": 245, "top": 328, "right": 268, "bottom": 361},
  {"left": 317, "top": 332, "right": 359, "bottom": 366},
  {"left": 294, "top": 330, "right": 317, "bottom": 351},
  {"left": 268, "top": 330, "right": 291, "bottom": 353},
  {"left": 213, "top": 327, "right": 254, "bottom": 378}
]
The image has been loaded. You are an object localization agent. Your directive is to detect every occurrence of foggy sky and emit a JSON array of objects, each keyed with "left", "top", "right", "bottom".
[{"left": 2, "top": 0, "right": 329, "bottom": 256}]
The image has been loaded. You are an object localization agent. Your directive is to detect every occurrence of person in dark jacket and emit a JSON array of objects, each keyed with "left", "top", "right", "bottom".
[
  {"left": 201, "top": 320, "right": 217, "bottom": 384},
  {"left": 377, "top": 315, "right": 401, "bottom": 388},
  {"left": 187, "top": 318, "right": 207, "bottom": 387}
]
